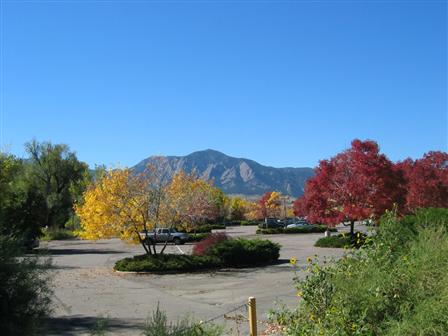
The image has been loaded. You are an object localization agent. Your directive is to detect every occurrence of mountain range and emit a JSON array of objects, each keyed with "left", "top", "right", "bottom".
[{"left": 133, "top": 149, "right": 314, "bottom": 198}]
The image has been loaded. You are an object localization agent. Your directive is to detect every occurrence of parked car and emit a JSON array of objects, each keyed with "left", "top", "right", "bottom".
[
  {"left": 286, "top": 219, "right": 311, "bottom": 229},
  {"left": 139, "top": 228, "right": 189, "bottom": 245},
  {"left": 259, "top": 218, "right": 285, "bottom": 229}
]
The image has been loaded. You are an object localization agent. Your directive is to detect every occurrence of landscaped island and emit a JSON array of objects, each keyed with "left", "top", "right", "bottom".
[{"left": 114, "top": 235, "right": 280, "bottom": 273}]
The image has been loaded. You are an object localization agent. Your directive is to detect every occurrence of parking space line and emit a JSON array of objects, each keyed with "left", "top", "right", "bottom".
[{"left": 176, "top": 246, "right": 185, "bottom": 254}]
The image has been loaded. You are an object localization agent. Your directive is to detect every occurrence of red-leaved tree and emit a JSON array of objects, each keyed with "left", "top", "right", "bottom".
[
  {"left": 397, "top": 151, "right": 448, "bottom": 211},
  {"left": 257, "top": 191, "right": 272, "bottom": 220},
  {"left": 294, "top": 139, "right": 406, "bottom": 236}
]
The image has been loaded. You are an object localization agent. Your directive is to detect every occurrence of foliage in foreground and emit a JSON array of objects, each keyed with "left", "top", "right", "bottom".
[
  {"left": 257, "top": 225, "right": 336, "bottom": 235},
  {"left": 115, "top": 237, "right": 280, "bottom": 272},
  {"left": 88, "top": 306, "right": 224, "bottom": 336},
  {"left": 270, "top": 208, "right": 448, "bottom": 335},
  {"left": 0, "top": 236, "right": 53, "bottom": 336},
  {"left": 142, "top": 305, "right": 223, "bottom": 336}
]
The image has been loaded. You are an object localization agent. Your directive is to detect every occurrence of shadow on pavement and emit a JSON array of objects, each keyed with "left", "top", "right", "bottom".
[{"left": 43, "top": 315, "right": 145, "bottom": 335}]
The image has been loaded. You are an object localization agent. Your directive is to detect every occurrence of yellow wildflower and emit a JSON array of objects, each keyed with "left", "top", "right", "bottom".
[
  {"left": 290, "top": 257, "right": 297, "bottom": 265},
  {"left": 307, "top": 256, "right": 312, "bottom": 263}
]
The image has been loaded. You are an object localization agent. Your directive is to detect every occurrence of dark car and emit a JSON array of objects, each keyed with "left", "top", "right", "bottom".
[{"left": 259, "top": 218, "right": 285, "bottom": 229}]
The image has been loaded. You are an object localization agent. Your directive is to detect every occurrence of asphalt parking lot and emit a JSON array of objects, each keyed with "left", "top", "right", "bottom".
[{"left": 41, "top": 225, "right": 349, "bottom": 335}]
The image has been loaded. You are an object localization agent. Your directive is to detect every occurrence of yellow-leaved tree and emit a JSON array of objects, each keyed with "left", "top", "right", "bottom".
[
  {"left": 265, "top": 191, "right": 282, "bottom": 218},
  {"left": 75, "top": 165, "right": 168, "bottom": 255},
  {"left": 165, "top": 171, "right": 224, "bottom": 232},
  {"left": 76, "top": 166, "right": 228, "bottom": 254},
  {"left": 227, "top": 197, "right": 254, "bottom": 221}
]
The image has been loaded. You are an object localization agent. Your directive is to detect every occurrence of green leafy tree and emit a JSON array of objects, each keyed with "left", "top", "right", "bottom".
[
  {"left": 24, "top": 140, "right": 90, "bottom": 228},
  {"left": 0, "top": 154, "right": 46, "bottom": 240}
]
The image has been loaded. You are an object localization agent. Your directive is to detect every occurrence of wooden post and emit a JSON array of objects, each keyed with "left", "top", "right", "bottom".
[{"left": 248, "top": 296, "right": 257, "bottom": 336}]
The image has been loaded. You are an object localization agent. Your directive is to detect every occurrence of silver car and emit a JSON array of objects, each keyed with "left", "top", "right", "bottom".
[{"left": 286, "top": 220, "right": 311, "bottom": 229}]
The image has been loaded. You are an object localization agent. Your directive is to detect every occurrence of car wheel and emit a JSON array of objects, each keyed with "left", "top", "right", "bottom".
[{"left": 173, "top": 238, "right": 181, "bottom": 245}]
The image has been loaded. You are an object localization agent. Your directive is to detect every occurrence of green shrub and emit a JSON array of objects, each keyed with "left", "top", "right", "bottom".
[
  {"left": 207, "top": 238, "right": 280, "bottom": 267},
  {"left": 314, "top": 232, "right": 367, "bottom": 248},
  {"left": 0, "top": 236, "right": 53, "bottom": 335},
  {"left": 240, "top": 220, "right": 260, "bottom": 226},
  {"left": 186, "top": 233, "right": 210, "bottom": 242},
  {"left": 114, "top": 254, "right": 222, "bottom": 273},
  {"left": 207, "top": 224, "right": 226, "bottom": 230},
  {"left": 223, "top": 220, "right": 241, "bottom": 226},
  {"left": 270, "top": 208, "right": 448, "bottom": 335},
  {"left": 41, "top": 227, "right": 76, "bottom": 241},
  {"left": 257, "top": 225, "right": 336, "bottom": 235},
  {"left": 64, "top": 215, "right": 81, "bottom": 231}
]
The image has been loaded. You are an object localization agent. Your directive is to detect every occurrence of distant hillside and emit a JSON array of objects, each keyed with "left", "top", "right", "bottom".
[{"left": 133, "top": 149, "right": 314, "bottom": 198}]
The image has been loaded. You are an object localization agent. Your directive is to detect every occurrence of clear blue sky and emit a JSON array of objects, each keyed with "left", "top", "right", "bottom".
[{"left": 1, "top": 0, "right": 447, "bottom": 168}]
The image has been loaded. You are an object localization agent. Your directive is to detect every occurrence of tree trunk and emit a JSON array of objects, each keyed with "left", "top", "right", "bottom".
[
  {"left": 160, "top": 239, "right": 169, "bottom": 254},
  {"left": 151, "top": 242, "right": 157, "bottom": 255},
  {"left": 137, "top": 235, "right": 151, "bottom": 255},
  {"left": 350, "top": 220, "right": 355, "bottom": 237}
]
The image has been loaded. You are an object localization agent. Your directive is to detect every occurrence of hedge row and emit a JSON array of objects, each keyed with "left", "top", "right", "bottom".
[
  {"left": 207, "top": 238, "right": 280, "bottom": 267},
  {"left": 186, "top": 233, "right": 210, "bottom": 242},
  {"left": 225, "top": 220, "right": 260, "bottom": 226},
  {"left": 314, "top": 232, "right": 367, "bottom": 248},
  {"left": 177, "top": 224, "right": 226, "bottom": 233},
  {"left": 114, "top": 254, "right": 221, "bottom": 273},
  {"left": 257, "top": 225, "right": 337, "bottom": 235}
]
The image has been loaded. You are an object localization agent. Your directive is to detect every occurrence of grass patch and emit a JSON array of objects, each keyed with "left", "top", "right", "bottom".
[
  {"left": 142, "top": 305, "right": 224, "bottom": 336},
  {"left": 257, "top": 225, "right": 337, "bottom": 235}
]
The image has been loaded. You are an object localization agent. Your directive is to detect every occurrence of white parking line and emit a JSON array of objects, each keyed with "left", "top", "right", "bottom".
[{"left": 176, "top": 245, "right": 185, "bottom": 254}]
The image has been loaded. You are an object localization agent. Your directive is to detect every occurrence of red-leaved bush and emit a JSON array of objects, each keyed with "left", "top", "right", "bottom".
[{"left": 192, "top": 233, "right": 229, "bottom": 256}]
